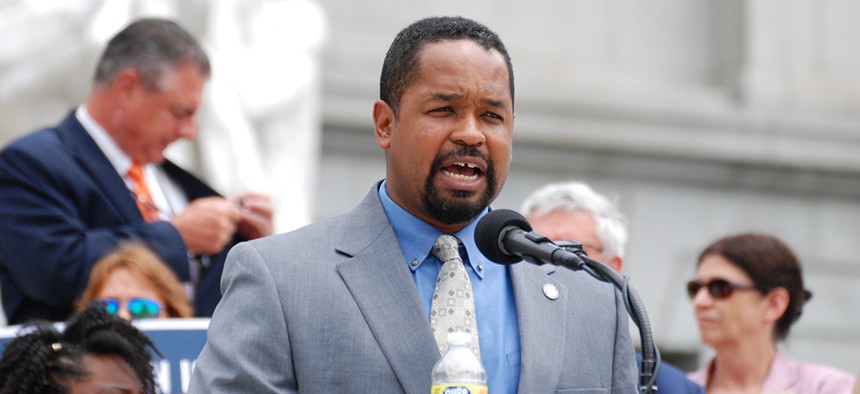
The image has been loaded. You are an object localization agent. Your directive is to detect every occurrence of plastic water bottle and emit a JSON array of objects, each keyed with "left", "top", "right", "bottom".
[{"left": 431, "top": 332, "right": 488, "bottom": 394}]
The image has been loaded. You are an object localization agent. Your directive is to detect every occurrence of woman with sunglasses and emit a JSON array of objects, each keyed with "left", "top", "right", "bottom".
[
  {"left": 75, "top": 242, "right": 193, "bottom": 320},
  {"left": 687, "top": 233, "right": 855, "bottom": 393}
]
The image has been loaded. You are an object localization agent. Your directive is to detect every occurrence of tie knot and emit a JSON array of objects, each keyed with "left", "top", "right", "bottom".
[
  {"left": 432, "top": 235, "right": 461, "bottom": 264},
  {"left": 127, "top": 162, "right": 144, "bottom": 179}
]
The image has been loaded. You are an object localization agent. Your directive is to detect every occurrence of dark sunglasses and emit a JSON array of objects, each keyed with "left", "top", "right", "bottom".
[
  {"left": 101, "top": 298, "right": 162, "bottom": 319},
  {"left": 686, "top": 279, "right": 759, "bottom": 300}
]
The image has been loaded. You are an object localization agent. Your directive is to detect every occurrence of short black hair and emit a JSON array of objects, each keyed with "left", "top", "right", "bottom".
[
  {"left": 379, "top": 16, "right": 514, "bottom": 114},
  {"left": 0, "top": 302, "right": 159, "bottom": 394}
]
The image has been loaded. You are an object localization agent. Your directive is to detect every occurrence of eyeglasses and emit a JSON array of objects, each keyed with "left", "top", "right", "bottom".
[
  {"left": 686, "top": 279, "right": 759, "bottom": 300},
  {"left": 101, "top": 298, "right": 163, "bottom": 319}
]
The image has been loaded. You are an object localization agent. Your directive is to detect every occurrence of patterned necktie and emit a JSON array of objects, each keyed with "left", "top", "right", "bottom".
[
  {"left": 430, "top": 234, "right": 480, "bottom": 358},
  {"left": 127, "top": 163, "right": 159, "bottom": 222}
]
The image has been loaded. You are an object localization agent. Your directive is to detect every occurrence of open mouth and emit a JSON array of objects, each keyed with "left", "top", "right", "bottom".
[
  {"left": 423, "top": 149, "right": 497, "bottom": 224},
  {"left": 440, "top": 162, "right": 483, "bottom": 181}
]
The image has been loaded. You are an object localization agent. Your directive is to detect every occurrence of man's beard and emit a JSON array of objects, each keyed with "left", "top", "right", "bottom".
[{"left": 422, "top": 147, "right": 497, "bottom": 225}]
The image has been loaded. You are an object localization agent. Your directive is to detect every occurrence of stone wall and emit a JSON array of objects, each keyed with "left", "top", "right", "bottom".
[{"left": 315, "top": 0, "right": 860, "bottom": 372}]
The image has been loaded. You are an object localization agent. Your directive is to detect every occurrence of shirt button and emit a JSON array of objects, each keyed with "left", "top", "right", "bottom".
[
  {"left": 411, "top": 259, "right": 419, "bottom": 266},
  {"left": 477, "top": 264, "right": 483, "bottom": 271}
]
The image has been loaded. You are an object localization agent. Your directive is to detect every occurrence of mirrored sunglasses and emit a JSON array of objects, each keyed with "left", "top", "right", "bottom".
[
  {"left": 101, "top": 297, "right": 162, "bottom": 319},
  {"left": 686, "top": 278, "right": 759, "bottom": 300}
]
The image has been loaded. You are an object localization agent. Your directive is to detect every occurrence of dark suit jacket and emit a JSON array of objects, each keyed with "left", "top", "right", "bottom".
[
  {"left": 636, "top": 353, "right": 704, "bottom": 394},
  {"left": 189, "top": 184, "right": 637, "bottom": 393},
  {"left": 0, "top": 111, "right": 237, "bottom": 324}
]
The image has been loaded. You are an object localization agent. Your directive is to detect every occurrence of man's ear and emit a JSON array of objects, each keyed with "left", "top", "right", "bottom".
[
  {"left": 373, "top": 100, "right": 395, "bottom": 149},
  {"left": 112, "top": 68, "right": 144, "bottom": 105},
  {"left": 608, "top": 256, "right": 623, "bottom": 273}
]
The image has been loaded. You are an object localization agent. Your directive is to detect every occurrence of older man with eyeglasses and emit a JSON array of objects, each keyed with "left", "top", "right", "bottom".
[{"left": 522, "top": 180, "right": 706, "bottom": 394}]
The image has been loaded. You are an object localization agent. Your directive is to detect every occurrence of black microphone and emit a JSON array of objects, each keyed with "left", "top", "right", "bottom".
[
  {"left": 475, "top": 209, "right": 585, "bottom": 270},
  {"left": 476, "top": 208, "right": 662, "bottom": 393}
]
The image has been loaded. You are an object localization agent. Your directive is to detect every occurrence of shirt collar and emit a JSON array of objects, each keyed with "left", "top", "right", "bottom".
[
  {"left": 697, "top": 350, "right": 798, "bottom": 391},
  {"left": 76, "top": 105, "right": 133, "bottom": 175},
  {"left": 761, "top": 350, "right": 799, "bottom": 391},
  {"left": 378, "top": 180, "right": 489, "bottom": 278}
]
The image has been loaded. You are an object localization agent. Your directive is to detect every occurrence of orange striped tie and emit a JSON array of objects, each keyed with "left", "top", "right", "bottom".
[{"left": 127, "top": 163, "right": 160, "bottom": 222}]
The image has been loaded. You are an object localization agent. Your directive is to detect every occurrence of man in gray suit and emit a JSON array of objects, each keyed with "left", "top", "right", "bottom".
[{"left": 189, "top": 16, "right": 637, "bottom": 393}]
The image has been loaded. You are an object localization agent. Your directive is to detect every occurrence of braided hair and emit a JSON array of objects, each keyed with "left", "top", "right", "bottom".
[{"left": 0, "top": 302, "right": 160, "bottom": 394}]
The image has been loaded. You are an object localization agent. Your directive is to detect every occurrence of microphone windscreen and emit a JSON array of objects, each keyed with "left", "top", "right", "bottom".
[{"left": 475, "top": 209, "right": 531, "bottom": 264}]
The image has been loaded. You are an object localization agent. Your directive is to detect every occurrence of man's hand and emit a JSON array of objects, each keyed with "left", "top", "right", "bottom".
[
  {"left": 171, "top": 197, "right": 241, "bottom": 255},
  {"left": 233, "top": 191, "right": 274, "bottom": 240}
]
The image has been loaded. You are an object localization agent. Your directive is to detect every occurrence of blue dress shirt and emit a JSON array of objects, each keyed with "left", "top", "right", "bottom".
[{"left": 378, "top": 181, "right": 521, "bottom": 394}]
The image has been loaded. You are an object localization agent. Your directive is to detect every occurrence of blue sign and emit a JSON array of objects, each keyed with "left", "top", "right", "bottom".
[{"left": 0, "top": 318, "right": 209, "bottom": 394}]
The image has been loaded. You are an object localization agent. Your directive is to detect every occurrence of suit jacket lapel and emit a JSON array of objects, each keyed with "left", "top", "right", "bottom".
[
  {"left": 512, "top": 262, "right": 568, "bottom": 392},
  {"left": 162, "top": 160, "right": 220, "bottom": 200},
  {"left": 335, "top": 186, "right": 439, "bottom": 394},
  {"left": 57, "top": 111, "right": 220, "bottom": 219},
  {"left": 55, "top": 112, "right": 140, "bottom": 221}
]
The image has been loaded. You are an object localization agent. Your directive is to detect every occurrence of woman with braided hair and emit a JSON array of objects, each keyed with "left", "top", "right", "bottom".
[{"left": 0, "top": 302, "right": 159, "bottom": 393}]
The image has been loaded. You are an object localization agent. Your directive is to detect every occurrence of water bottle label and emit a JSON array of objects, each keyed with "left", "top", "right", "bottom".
[{"left": 430, "top": 384, "right": 488, "bottom": 394}]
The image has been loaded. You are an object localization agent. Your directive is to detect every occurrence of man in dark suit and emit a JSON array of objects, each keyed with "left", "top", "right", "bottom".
[
  {"left": 190, "top": 16, "right": 636, "bottom": 393},
  {"left": 0, "top": 18, "right": 273, "bottom": 324}
]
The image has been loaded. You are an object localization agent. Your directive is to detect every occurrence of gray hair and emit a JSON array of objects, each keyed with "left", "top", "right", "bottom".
[
  {"left": 94, "top": 18, "right": 210, "bottom": 90},
  {"left": 521, "top": 181, "right": 628, "bottom": 261}
]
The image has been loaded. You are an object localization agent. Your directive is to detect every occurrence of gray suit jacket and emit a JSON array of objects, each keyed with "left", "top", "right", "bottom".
[{"left": 189, "top": 184, "right": 637, "bottom": 393}]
